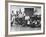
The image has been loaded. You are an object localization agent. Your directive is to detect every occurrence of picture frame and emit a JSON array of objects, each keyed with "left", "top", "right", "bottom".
[{"left": 5, "top": 1, "right": 45, "bottom": 36}]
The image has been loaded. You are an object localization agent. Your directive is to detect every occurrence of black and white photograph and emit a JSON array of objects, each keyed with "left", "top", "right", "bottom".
[
  {"left": 8, "top": 2, "right": 44, "bottom": 35},
  {"left": 10, "top": 6, "right": 41, "bottom": 31}
]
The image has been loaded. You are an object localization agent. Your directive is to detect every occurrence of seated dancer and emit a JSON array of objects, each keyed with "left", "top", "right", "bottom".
[
  {"left": 24, "top": 16, "right": 30, "bottom": 26},
  {"left": 17, "top": 9, "right": 26, "bottom": 25}
]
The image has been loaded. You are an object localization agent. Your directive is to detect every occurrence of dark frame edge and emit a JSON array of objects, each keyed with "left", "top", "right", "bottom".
[
  {"left": 5, "top": 1, "right": 45, "bottom": 4},
  {"left": 43, "top": 3, "right": 45, "bottom": 34},
  {"left": 5, "top": 1, "right": 8, "bottom": 37}
]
